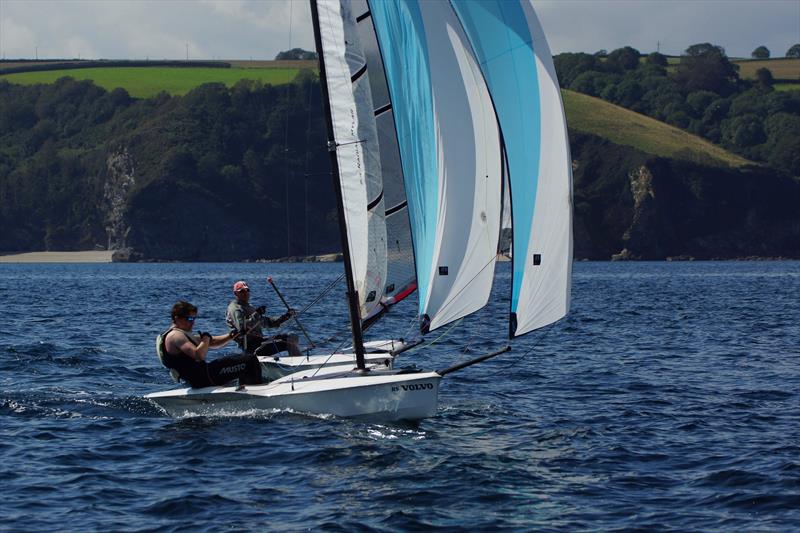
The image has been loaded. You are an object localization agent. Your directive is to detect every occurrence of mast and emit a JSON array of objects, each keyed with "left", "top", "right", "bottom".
[{"left": 310, "top": 0, "right": 367, "bottom": 369}]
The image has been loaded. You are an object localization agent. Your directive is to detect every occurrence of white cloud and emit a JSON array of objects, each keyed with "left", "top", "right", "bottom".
[
  {"left": 1, "top": 17, "right": 37, "bottom": 58},
  {"left": 0, "top": 0, "right": 797, "bottom": 61},
  {"left": 535, "top": 0, "right": 800, "bottom": 58},
  {"left": 1, "top": 0, "right": 314, "bottom": 60}
]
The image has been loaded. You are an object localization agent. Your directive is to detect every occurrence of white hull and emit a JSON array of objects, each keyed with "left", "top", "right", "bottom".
[
  {"left": 146, "top": 366, "right": 441, "bottom": 421},
  {"left": 258, "top": 339, "right": 404, "bottom": 380},
  {"left": 259, "top": 352, "right": 393, "bottom": 381}
]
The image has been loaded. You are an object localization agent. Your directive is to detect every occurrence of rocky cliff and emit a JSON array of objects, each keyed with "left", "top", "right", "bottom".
[{"left": 571, "top": 132, "right": 800, "bottom": 260}]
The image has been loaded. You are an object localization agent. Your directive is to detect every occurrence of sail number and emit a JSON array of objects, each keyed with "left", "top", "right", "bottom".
[{"left": 392, "top": 383, "right": 434, "bottom": 392}]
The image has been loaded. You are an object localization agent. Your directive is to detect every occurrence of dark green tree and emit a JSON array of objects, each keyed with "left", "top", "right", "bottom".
[
  {"left": 674, "top": 43, "right": 739, "bottom": 95},
  {"left": 751, "top": 46, "right": 770, "bottom": 59},
  {"left": 721, "top": 114, "right": 766, "bottom": 148},
  {"left": 606, "top": 46, "right": 641, "bottom": 71},
  {"left": 569, "top": 71, "right": 618, "bottom": 97},
  {"left": 645, "top": 52, "right": 668, "bottom": 67},
  {"left": 756, "top": 67, "right": 774, "bottom": 87},
  {"left": 553, "top": 52, "right": 602, "bottom": 87},
  {"left": 275, "top": 48, "right": 317, "bottom": 60},
  {"left": 785, "top": 44, "right": 800, "bottom": 57},
  {"left": 686, "top": 90, "right": 717, "bottom": 117}
]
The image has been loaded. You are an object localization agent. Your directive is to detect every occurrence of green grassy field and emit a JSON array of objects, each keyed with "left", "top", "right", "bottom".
[
  {"left": 775, "top": 83, "right": 800, "bottom": 92},
  {"left": 734, "top": 58, "right": 800, "bottom": 80},
  {"left": 0, "top": 66, "right": 307, "bottom": 98},
  {"left": 562, "top": 89, "right": 751, "bottom": 168}
]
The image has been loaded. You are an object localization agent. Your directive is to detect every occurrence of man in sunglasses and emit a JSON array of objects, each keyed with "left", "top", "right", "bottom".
[
  {"left": 225, "top": 280, "right": 302, "bottom": 357},
  {"left": 160, "top": 300, "right": 263, "bottom": 388}
]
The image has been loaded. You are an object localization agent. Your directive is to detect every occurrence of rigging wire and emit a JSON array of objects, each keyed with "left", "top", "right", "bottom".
[{"left": 298, "top": 272, "right": 345, "bottom": 315}]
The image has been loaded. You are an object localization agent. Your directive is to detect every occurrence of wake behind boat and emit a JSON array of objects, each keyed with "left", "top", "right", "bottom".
[{"left": 147, "top": 0, "right": 573, "bottom": 422}]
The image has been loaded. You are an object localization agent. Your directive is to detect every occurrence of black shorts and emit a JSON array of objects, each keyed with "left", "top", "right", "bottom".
[{"left": 174, "top": 353, "right": 263, "bottom": 388}]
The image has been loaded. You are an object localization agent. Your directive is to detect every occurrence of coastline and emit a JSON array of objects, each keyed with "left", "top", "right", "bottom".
[
  {"left": 0, "top": 250, "right": 794, "bottom": 264},
  {"left": 0, "top": 251, "right": 114, "bottom": 263}
]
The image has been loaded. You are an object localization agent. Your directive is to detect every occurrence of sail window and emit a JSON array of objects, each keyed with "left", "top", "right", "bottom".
[
  {"left": 366, "top": 290, "right": 376, "bottom": 302},
  {"left": 533, "top": 254, "right": 541, "bottom": 266},
  {"left": 439, "top": 266, "right": 449, "bottom": 276}
]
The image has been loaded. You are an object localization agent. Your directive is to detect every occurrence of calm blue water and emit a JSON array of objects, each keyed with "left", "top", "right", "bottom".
[{"left": 1, "top": 261, "right": 798, "bottom": 531}]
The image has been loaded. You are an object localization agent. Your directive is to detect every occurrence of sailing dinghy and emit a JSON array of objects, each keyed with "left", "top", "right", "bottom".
[{"left": 146, "top": 0, "right": 572, "bottom": 421}]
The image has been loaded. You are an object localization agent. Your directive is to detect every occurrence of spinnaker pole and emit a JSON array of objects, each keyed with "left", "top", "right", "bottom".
[{"left": 309, "top": 0, "right": 367, "bottom": 369}]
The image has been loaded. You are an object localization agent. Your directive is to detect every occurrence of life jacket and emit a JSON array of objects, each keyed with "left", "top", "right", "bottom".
[{"left": 156, "top": 327, "right": 182, "bottom": 383}]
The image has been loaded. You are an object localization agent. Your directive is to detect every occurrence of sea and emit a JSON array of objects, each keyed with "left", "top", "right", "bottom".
[{"left": 1, "top": 261, "right": 798, "bottom": 532}]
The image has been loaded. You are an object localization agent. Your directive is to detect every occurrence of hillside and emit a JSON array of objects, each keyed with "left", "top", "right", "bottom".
[
  {"left": 0, "top": 72, "right": 799, "bottom": 261},
  {"left": 562, "top": 89, "right": 752, "bottom": 168}
]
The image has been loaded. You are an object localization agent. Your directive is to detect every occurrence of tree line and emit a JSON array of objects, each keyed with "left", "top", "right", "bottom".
[
  {"left": 0, "top": 72, "right": 338, "bottom": 258},
  {"left": 554, "top": 43, "right": 800, "bottom": 176}
]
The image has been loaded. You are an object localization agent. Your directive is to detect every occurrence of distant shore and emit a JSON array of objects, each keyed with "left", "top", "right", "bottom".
[
  {"left": 0, "top": 251, "right": 114, "bottom": 263},
  {"left": 0, "top": 250, "right": 793, "bottom": 263}
]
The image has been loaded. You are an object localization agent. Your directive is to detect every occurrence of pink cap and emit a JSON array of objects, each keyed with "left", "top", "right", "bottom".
[{"left": 233, "top": 280, "right": 249, "bottom": 293}]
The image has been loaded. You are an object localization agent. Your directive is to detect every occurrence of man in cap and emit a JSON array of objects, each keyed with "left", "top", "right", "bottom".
[{"left": 225, "top": 280, "right": 302, "bottom": 357}]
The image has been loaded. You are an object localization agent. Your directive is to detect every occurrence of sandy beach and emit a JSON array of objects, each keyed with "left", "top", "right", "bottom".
[{"left": 0, "top": 251, "right": 115, "bottom": 263}]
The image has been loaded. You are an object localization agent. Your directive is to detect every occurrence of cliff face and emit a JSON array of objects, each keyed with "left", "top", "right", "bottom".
[
  {"left": 103, "top": 147, "right": 135, "bottom": 250},
  {"left": 1, "top": 79, "right": 798, "bottom": 261},
  {"left": 571, "top": 132, "right": 800, "bottom": 260}
]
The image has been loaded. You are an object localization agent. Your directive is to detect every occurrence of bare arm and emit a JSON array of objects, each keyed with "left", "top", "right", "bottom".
[
  {"left": 208, "top": 332, "right": 235, "bottom": 349},
  {"left": 165, "top": 331, "right": 209, "bottom": 362}
]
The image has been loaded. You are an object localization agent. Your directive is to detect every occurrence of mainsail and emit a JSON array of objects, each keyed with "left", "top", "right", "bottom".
[{"left": 314, "top": 0, "right": 387, "bottom": 326}]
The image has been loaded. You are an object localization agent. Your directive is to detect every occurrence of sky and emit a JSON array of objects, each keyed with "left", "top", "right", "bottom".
[{"left": 0, "top": 0, "right": 798, "bottom": 61}]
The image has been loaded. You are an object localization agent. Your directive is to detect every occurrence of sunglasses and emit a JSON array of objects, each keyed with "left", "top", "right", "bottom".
[{"left": 183, "top": 316, "right": 197, "bottom": 322}]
